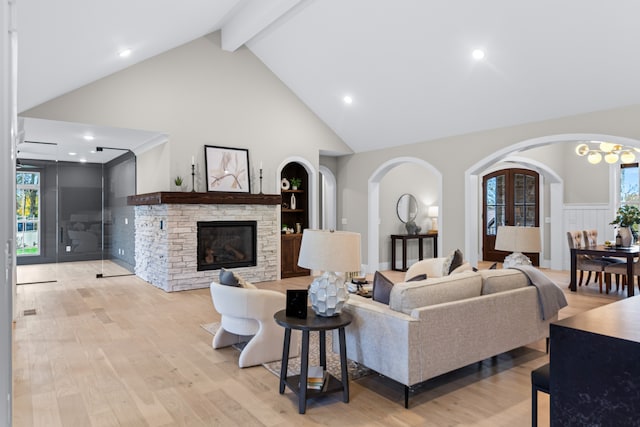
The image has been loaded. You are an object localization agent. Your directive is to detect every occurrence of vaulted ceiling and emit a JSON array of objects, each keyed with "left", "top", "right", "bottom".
[{"left": 17, "top": 0, "right": 640, "bottom": 157}]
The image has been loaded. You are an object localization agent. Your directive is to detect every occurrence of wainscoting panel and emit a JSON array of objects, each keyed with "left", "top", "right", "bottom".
[{"left": 563, "top": 204, "right": 613, "bottom": 270}]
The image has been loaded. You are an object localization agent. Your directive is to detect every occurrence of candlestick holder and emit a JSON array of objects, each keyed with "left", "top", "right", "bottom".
[
  {"left": 191, "top": 164, "right": 196, "bottom": 192},
  {"left": 259, "top": 168, "right": 263, "bottom": 194}
]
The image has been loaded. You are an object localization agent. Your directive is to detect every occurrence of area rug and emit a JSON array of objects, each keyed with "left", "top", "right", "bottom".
[{"left": 201, "top": 322, "right": 371, "bottom": 380}]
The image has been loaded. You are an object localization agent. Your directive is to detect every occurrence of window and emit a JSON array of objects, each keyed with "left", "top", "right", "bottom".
[
  {"left": 16, "top": 171, "right": 40, "bottom": 256},
  {"left": 620, "top": 163, "right": 640, "bottom": 210}
]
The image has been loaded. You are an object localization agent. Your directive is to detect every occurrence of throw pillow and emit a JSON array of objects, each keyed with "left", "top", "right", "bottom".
[
  {"left": 442, "top": 249, "right": 464, "bottom": 275},
  {"left": 407, "top": 273, "right": 427, "bottom": 282},
  {"left": 372, "top": 271, "right": 394, "bottom": 304},
  {"left": 449, "top": 249, "right": 464, "bottom": 274},
  {"left": 219, "top": 268, "right": 240, "bottom": 287}
]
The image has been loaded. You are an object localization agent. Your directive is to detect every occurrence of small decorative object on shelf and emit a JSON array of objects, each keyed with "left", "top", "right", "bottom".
[
  {"left": 191, "top": 163, "right": 196, "bottom": 192},
  {"left": 281, "top": 178, "right": 290, "bottom": 190},
  {"left": 290, "top": 177, "right": 302, "bottom": 190},
  {"left": 174, "top": 176, "right": 183, "bottom": 191},
  {"left": 291, "top": 193, "right": 297, "bottom": 210}
]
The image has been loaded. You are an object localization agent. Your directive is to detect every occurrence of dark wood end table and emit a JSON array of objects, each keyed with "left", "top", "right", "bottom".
[{"left": 274, "top": 309, "right": 352, "bottom": 414}]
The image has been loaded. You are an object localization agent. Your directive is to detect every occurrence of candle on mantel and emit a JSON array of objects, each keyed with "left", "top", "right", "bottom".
[
  {"left": 192, "top": 156, "right": 195, "bottom": 165},
  {"left": 260, "top": 161, "right": 263, "bottom": 170}
]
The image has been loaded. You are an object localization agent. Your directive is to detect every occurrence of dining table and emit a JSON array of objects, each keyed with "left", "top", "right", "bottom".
[{"left": 570, "top": 244, "right": 640, "bottom": 297}]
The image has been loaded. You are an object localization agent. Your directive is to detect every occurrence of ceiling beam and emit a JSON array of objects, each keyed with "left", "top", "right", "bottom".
[{"left": 221, "top": 0, "right": 302, "bottom": 52}]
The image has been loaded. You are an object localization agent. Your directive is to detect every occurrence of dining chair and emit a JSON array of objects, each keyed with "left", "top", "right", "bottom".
[
  {"left": 583, "top": 229, "right": 624, "bottom": 291},
  {"left": 603, "top": 261, "right": 640, "bottom": 294},
  {"left": 567, "top": 231, "right": 608, "bottom": 291}
]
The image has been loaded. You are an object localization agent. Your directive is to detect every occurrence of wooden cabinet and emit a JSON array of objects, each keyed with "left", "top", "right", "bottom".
[
  {"left": 281, "top": 162, "right": 310, "bottom": 278},
  {"left": 281, "top": 233, "right": 309, "bottom": 278}
]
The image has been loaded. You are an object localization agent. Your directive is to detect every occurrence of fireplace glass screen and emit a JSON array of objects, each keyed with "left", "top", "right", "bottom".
[{"left": 197, "top": 220, "right": 257, "bottom": 271}]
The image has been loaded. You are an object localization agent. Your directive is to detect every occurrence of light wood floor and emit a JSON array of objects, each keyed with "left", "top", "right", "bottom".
[{"left": 12, "top": 262, "right": 624, "bottom": 426}]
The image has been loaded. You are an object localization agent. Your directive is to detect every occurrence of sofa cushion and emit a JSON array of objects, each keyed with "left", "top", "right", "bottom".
[
  {"left": 389, "top": 270, "right": 483, "bottom": 314},
  {"left": 479, "top": 269, "right": 528, "bottom": 295}
]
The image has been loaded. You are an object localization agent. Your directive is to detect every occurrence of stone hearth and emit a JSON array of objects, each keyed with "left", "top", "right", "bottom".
[{"left": 128, "top": 192, "right": 281, "bottom": 292}]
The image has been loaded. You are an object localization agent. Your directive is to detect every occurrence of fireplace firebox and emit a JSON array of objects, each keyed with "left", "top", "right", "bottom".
[{"left": 197, "top": 220, "right": 257, "bottom": 271}]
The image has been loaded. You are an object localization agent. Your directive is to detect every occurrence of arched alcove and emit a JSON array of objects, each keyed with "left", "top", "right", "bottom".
[{"left": 366, "top": 157, "right": 442, "bottom": 273}]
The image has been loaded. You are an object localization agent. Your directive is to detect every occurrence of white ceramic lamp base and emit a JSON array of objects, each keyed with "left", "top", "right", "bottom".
[
  {"left": 502, "top": 252, "right": 532, "bottom": 269},
  {"left": 308, "top": 271, "right": 349, "bottom": 317}
]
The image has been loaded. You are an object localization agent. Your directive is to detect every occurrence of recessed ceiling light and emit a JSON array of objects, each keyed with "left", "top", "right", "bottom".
[
  {"left": 68, "top": 152, "right": 77, "bottom": 156},
  {"left": 343, "top": 95, "right": 353, "bottom": 105},
  {"left": 79, "top": 158, "right": 87, "bottom": 163},
  {"left": 83, "top": 135, "right": 94, "bottom": 141},
  {"left": 89, "top": 150, "right": 96, "bottom": 154},
  {"left": 472, "top": 49, "right": 485, "bottom": 60},
  {"left": 119, "top": 49, "right": 132, "bottom": 58}
]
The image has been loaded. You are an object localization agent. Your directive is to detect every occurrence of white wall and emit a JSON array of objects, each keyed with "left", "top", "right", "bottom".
[{"left": 22, "top": 32, "right": 352, "bottom": 195}]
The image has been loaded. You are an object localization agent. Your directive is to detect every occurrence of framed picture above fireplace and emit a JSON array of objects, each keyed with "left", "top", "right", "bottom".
[{"left": 204, "top": 145, "right": 251, "bottom": 193}]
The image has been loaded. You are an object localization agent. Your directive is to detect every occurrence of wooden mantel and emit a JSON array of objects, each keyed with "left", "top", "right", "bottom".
[{"left": 127, "top": 191, "right": 281, "bottom": 206}]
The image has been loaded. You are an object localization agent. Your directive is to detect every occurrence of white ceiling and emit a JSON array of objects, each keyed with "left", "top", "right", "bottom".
[{"left": 16, "top": 0, "right": 640, "bottom": 159}]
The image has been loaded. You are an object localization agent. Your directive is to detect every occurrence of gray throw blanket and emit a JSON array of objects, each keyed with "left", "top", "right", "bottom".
[{"left": 511, "top": 265, "right": 568, "bottom": 320}]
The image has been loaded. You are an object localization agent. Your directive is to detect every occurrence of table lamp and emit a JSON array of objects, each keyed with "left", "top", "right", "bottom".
[
  {"left": 494, "top": 225, "right": 541, "bottom": 269},
  {"left": 297, "top": 229, "right": 361, "bottom": 317},
  {"left": 428, "top": 206, "right": 439, "bottom": 232}
]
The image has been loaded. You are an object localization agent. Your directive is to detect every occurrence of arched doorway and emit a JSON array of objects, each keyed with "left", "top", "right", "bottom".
[
  {"left": 464, "top": 133, "right": 640, "bottom": 269},
  {"left": 318, "top": 165, "right": 336, "bottom": 230}
]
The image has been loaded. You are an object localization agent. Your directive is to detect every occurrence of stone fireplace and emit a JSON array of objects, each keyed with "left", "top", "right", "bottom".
[{"left": 128, "top": 192, "right": 281, "bottom": 292}]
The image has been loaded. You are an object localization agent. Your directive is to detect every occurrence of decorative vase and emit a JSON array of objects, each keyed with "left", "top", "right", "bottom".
[
  {"left": 619, "top": 227, "right": 633, "bottom": 246},
  {"left": 281, "top": 178, "right": 290, "bottom": 190},
  {"left": 290, "top": 193, "right": 296, "bottom": 210}
]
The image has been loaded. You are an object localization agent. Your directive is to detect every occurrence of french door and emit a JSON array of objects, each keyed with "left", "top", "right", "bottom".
[{"left": 482, "top": 168, "right": 539, "bottom": 265}]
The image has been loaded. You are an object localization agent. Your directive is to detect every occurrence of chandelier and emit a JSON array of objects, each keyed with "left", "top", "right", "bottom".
[{"left": 575, "top": 141, "right": 639, "bottom": 165}]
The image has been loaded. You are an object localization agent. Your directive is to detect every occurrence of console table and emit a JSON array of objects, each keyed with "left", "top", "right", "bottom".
[{"left": 391, "top": 232, "right": 438, "bottom": 272}]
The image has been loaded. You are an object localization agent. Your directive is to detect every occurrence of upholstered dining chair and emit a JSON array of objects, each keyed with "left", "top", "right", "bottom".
[
  {"left": 210, "top": 281, "right": 300, "bottom": 368},
  {"left": 583, "top": 229, "right": 624, "bottom": 291},
  {"left": 567, "top": 231, "right": 609, "bottom": 292},
  {"left": 603, "top": 261, "right": 640, "bottom": 294}
]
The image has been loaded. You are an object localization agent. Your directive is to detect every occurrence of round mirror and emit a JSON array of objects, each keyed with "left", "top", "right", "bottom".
[{"left": 396, "top": 193, "right": 418, "bottom": 223}]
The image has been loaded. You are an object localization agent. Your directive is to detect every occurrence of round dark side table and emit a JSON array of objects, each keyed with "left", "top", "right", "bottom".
[{"left": 274, "top": 309, "right": 352, "bottom": 414}]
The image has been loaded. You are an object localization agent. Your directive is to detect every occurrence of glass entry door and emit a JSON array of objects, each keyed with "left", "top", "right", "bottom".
[
  {"left": 482, "top": 168, "right": 540, "bottom": 264},
  {"left": 16, "top": 142, "right": 136, "bottom": 284},
  {"left": 16, "top": 142, "right": 59, "bottom": 284}
]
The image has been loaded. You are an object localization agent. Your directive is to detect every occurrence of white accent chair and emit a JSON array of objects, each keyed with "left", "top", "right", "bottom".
[{"left": 210, "top": 281, "right": 300, "bottom": 368}]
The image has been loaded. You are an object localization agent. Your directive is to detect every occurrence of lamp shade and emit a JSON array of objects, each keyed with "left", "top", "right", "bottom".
[
  {"left": 494, "top": 226, "right": 541, "bottom": 253},
  {"left": 428, "top": 206, "right": 439, "bottom": 218},
  {"left": 298, "top": 229, "right": 361, "bottom": 273}
]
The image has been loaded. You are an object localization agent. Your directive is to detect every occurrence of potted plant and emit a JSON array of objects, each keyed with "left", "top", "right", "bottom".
[
  {"left": 610, "top": 204, "right": 640, "bottom": 245},
  {"left": 290, "top": 177, "right": 302, "bottom": 190},
  {"left": 174, "top": 176, "right": 184, "bottom": 191}
]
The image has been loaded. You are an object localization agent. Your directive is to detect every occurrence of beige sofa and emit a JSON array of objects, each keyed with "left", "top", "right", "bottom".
[{"left": 337, "top": 258, "right": 557, "bottom": 407}]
